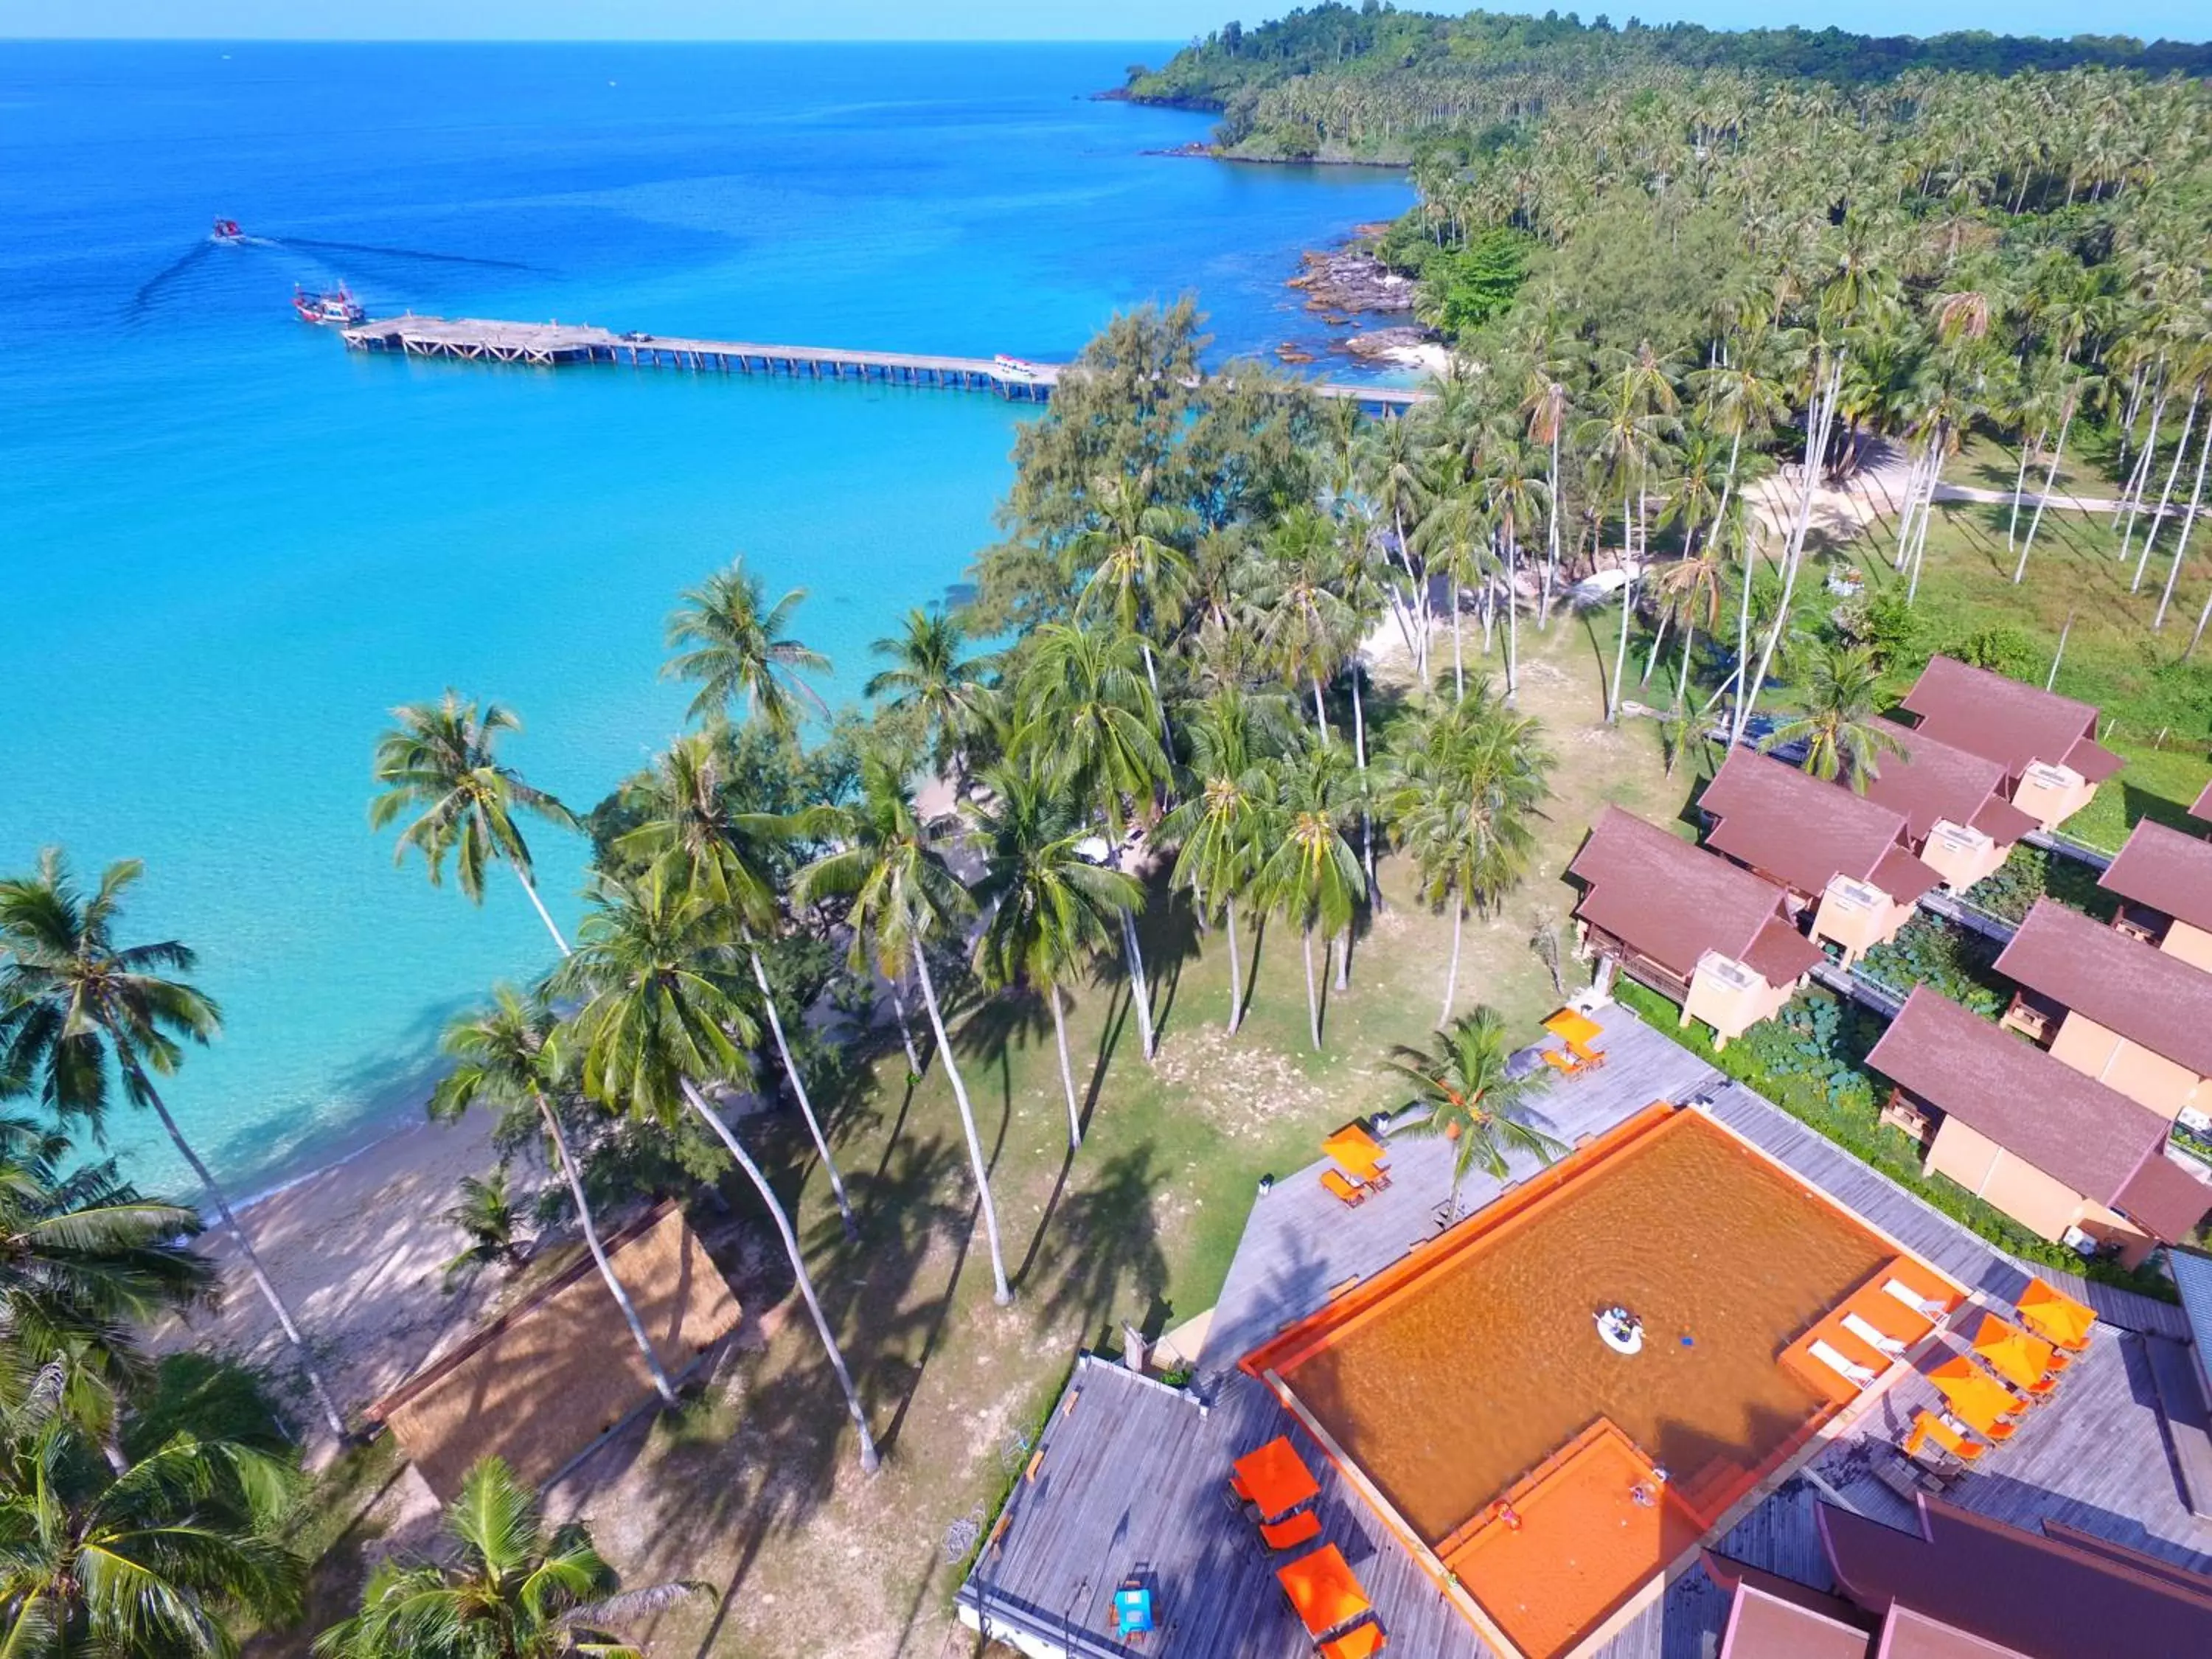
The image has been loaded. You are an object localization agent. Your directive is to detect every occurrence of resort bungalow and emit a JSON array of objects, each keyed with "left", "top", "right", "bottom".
[
  {"left": 2099, "top": 818, "right": 2212, "bottom": 973},
  {"left": 1856, "top": 717, "right": 2039, "bottom": 892},
  {"left": 1994, "top": 897, "right": 2212, "bottom": 1127},
  {"left": 1566, "top": 807, "right": 1823, "bottom": 1048},
  {"left": 1706, "top": 1493, "right": 2212, "bottom": 1657},
  {"left": 1867, "top": 987, "right": 2212, "bottom": 1268},
  {"left": 1697, "top": 749, "right": 1939, "bottom": 967},
  {"left": 1897, "top": 654, "right": 2122, "bottom": 832}
]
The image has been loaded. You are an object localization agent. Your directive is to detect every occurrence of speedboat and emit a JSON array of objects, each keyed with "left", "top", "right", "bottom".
[
  {"left": 293, "top": 283, "right": 365, "bottom": 326},
  {"left": 994, "top": 353, "right": 1040, "bottom": 381},
  {"left": 211, "top": 218, "right": 245, "bottom": 244}
]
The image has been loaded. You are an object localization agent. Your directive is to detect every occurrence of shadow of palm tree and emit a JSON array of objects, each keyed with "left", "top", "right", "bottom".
[{"left": 1022, "top": 1142, "right": 1171, "bottom": 1340}]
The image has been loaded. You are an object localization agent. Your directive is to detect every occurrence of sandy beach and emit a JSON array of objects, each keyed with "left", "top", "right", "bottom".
[{"left": 159, "top": 1107, "right": 509, "bottom": 1439}]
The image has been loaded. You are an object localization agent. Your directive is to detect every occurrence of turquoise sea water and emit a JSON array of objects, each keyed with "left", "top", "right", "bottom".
[{"left": 0, "top": 42, "right": 1411, "bottom": 1196}]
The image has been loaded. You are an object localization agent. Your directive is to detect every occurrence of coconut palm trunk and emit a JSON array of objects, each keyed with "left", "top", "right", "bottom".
[
  {"left": 1301, "top": 927, "right": 1322, "bottom": 1051},
  {"left": 1224, "top": 897, "right": 1245, "bottom": 1034},
  {"left": 678, "top": 1078, "right": 879, "bottom": 1470},
  {"left": 1103, "top": 842, "right": 1157, "bottom": 1063},
  {"left": 748, "top": 946, "right": 855, "bottom": 1237},
  {"left": 538, "top": 1091, "right": 681, "bottom": 1407},
  {"left": 888, "top": 976, "right": 926, "bottom": 1075},
  {"left": 1441, "top": 893, "right": 1464, "bottom": 1026},
  {"left": 2153, "top": 421, "right": 2211, "bottom": 631},
  {"left": 1049, "top": 984, "right": 1082, "bottom": 1149},
  {"left": 910, "top": 942, "right": 1012, "bottom": 1304},
  {"left": 1350, "top": 667, "right": 1377, "bottom": 905},
  {"left": 2013, "top": 399, "right": 2076, "bottom": 585},
  {"left": 513, "top": 868, "right": 570, "bottom": 956},
  {"left": 2135, "top": 389, "right": 2200, "bottom": 592},
  {"left": 126, "top": 1060, "right": 347, "bottom": 1440}
]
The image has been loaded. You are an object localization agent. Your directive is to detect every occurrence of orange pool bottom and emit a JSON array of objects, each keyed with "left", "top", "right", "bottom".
[{"left": 1249, "top": 1105, "right": 1910, "bottom": 1658}]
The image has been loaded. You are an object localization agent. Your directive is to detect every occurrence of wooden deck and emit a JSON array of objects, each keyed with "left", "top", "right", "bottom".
[
  {"left": 336, "top": 313, "right": 1433, "bottom": 411},
  {"left": 1197, "top": 1004, "right": 1719, "bottom": 1374},
  {"left": 964, "top": 1001, "right": 2212, "bottom": 1659},
  {"left": 958, "top": 1357, "right": 1488, "bottom": 1659}
]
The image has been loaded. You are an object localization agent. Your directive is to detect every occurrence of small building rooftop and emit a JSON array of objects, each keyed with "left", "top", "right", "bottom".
[
  {"left": 1899, "top": 656, "right": 2122, "bottom": 785},
  {"left": 2099, "top": 819, "right": 2212, "bottom": 936},
  {"left": 1993, "top": 897, "right": 2212, "bottom": 1079},
  {"left": 1864, "top": 988, "right": 2212, "bottom": 1245},
  {"left": 1700, "top": 748, "right": 1938, "bottom": 904},
  {"left": 1860, "top": 718, "right": 2040, "bottom": 846},
  {"left": 1567, "top": 807, "right": 1823, "bottom": 987}
]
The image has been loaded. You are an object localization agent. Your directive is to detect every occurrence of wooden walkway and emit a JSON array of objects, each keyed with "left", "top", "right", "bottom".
[{"left": 336, "top": 314, "right": 1433, "bottom": 411}]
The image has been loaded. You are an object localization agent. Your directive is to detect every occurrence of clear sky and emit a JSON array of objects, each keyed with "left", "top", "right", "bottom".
[{"left": 6, "top": 0, "right": 2207, "bottom": 44}]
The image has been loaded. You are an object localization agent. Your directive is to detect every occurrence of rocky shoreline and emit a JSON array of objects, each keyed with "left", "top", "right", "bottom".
[{"left": 1288, "top": 241, "right": 1417, "bottom": 315}]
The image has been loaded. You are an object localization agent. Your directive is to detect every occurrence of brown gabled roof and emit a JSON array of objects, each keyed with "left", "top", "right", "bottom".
[
  {"left": 2099, "top": 819, "right": 2212, "bottom": 935},
  {"left": 1900, "top": 656, "right": 2122, "bottom": 784},
  {"left": 2114, "top": 1147, "right": 2212, "bottom": 1248},
  {"left": 1864, "top": 989, "right": 2198, "bottom": 1234},
  {"left": 1993, "top": 899, "right": 2212, "bottom": 1079},
  {"left": 1818, "top": 1494, "right": 2212, "bottom": 1657},
  {"left": 1567, "top": 807, "right": 1822, "bottom": 987},
  {"left": 1861, "top": 718, "right": 2039, "bottom": 847},
  {"left": 1718, "top": 1583, "right": 1874, "bottom": 1659},
  {"left": 1700, "top": 748, "right": 1937, "bottom": 903}
]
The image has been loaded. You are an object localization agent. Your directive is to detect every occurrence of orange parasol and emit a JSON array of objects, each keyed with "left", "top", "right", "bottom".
[
  {"left": 1925, "top": 1354, "right": 2022, "bottom": 1425},
  {"left": 1543, "top": 1007, "right": 1604, "bottom": 1055},
  {"left": 1970, "top": 1313, "right": 2059, "bottom": 1391},
  {"left": 1234, "top": 1436, "right": 1321, "bottom": 1523},
  {"left": 1276, "top": 1543, "right": 1372, "bottom": 1638},
  {"left": 1322, "top": 1123, "right": 1387, "bottom": 1182},
  {"left": 2016, "top": 1277, "right": 2096, "bottom": 1351}
]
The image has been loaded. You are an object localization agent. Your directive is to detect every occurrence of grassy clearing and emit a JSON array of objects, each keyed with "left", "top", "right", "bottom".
[
  {"left": 262, "top": 619, "right": 1678, "bottom": 1659},
  {"left": 1831, "top": 481, "right": 2212, "bottom": 844}
]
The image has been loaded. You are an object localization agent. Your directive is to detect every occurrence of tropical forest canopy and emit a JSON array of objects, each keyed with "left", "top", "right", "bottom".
[{"left": 1123, "top": 5, "right": 2212, "bottom": 160}]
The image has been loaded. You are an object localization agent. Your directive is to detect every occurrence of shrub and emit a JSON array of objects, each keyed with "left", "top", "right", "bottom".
[{"left": 1857, "top": 915, "right": 2006, "bottom": 1016}]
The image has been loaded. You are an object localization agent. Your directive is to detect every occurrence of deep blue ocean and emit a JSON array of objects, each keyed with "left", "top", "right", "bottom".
[{"left": 0, "top": 42, "right": 1411, "bottom": 1197}]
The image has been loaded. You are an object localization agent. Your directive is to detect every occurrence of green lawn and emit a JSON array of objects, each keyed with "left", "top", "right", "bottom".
[
  {"left": 262, "top": 618, "right": 1683, "bottom": 1659},
  {"left": 1837, "top": 490, "right": 2212, "bottom": 845}
]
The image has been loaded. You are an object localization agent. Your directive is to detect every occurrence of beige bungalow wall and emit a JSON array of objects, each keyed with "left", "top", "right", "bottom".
[
  {"left": 1683, "top": 958, "right": 1798, "bottom": 1050},
  {"left": 1915, "top": 821, "right": 2011, "bottom": 891},
  {"left": 2010, "top": 767, "right": 2098, "bottom": 831},
  {"left": 2161, "top": 916, "right": 2212, "bottom": 975},
  {"left": 1924, "top": 1116, "right": 2158, "bottom": 1269},
  {"left": 1809, "top": 882, "right": 1915, "bottom": 967},
  {"left": 2046, "top": 1011, "right": 2205, "bottom": 1122}
]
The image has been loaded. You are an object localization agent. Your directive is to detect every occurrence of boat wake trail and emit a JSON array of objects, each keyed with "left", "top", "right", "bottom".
[
  {"left": 131, "top": 240, "right": 215, "bottom": 312},
  {"left": 274, "top": 237, "right": 540, "bottom": 273}
]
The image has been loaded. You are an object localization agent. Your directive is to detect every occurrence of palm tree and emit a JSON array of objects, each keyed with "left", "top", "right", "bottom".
[
  {"left": 1239, "top": 508, "right": 1354, "bottom": 739},
  {"left": 617, "top": 734, "right": 855, "bottom": 1234},
  {"left": 314, "top": 1455, "right": 696, "bottom": 1658},
  {"left": 1157, "top": 692, "right": 1278, "bottom": 1034},
  {"left": 0, "top": 851, "right": 349, "bottom": 1441},
  {"left": 1253, "top": 740, "right": 1363, "bottom": 1051},
  {"left": 437, "top": 1168, "right": 525, "bottom": 1291},
  {"left": 1385, "top": 1009, "right": 1563, "bottom": 1214},
  {"left": 1011, "top": 622, "right": 1170, "bottom": 1064},
  {"left": 1411, "top": 483, "right": 1489, "bottom": 704},
  {"left": 0, "top": 1398, "right": 302, "bottom": 1655},
  {"left": 663, "top": 557, "right": 831, "bottom": 737},
  {"left": 369, "top": 692, "right": 581, "bottom": 955},
  {"left": 866, "top": 606, "right": 988, "bottom": 793},
  {"left": 793, "top": 751, "right": 1011, "bottom": 1307},
  {"left": 1380, "top": 689, "right": 1553, "bottom": 1025},
  {"left": 967, "top": 768, "right": 1140, "bottom": 1150},
  {"left": 1759, "top": 637, "right": 1904, "bottom": 790},
  {"left": 1069, "top": 469, "right": 1192, "bottom": 751},
  {"left": 429, "top": 987, "right": 680, "bottom": 1408},
  {"left": 555, "top": 869, "right": 879, "bottom": 1471},
  {"left": 0, "top": 1115, "right": 213, "bottom": 1447}
]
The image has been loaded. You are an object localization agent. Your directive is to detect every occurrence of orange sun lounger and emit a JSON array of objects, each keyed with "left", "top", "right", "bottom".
[
  {"left": 1321, "top": 1169, "right": 1367, "bottom": 1208},
  {"left": 1277, "top": 1544, "right": 1372, "bottom": 1640},
  {"left": 1904, "top": 1410, "right": 1986, "bottom": 1464},
  {"left": 1235, "top": 1437, "right": 1321, "bottom": 1523},
  {"left": 2017, "top": 1277, "right": 2096, "bottom": 1352},
  {"left": 1319, "top": 1621, "right": 1388, "bottom": 1659},
  {"left": 1971, "top": 1314, "right": 2062, "bottom": 1397}
]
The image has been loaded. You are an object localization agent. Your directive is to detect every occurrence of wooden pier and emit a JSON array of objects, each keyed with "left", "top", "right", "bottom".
[{"left": 336, "top": 314, "right": 1433, "bottom": 412}]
